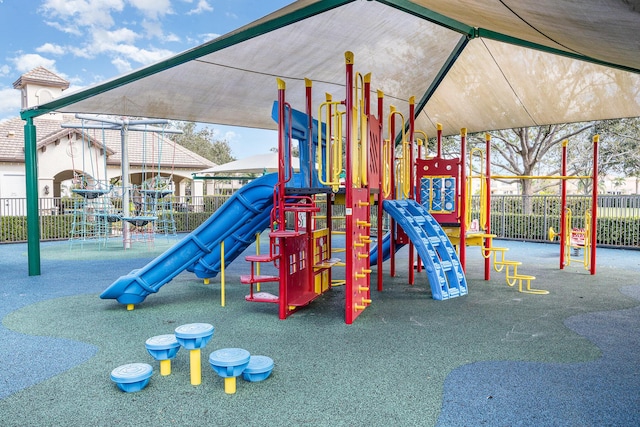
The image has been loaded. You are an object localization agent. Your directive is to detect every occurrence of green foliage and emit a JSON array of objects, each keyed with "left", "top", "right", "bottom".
[
  {"left": 40, "top": 215, "right": 74, "bottom": 240},
  {"left": 172, "top": 211, "right": 210, "bottom": 232},
  {"left": 594, "top": 117, "right": 640, "bottom": 177},
  {"left": 203, "top": 195, "right": 231, "bottom": 212},
  {"left": 1, "top": 216, "right": 27, "bottom": 242},
  {"left": 168, "top": 121, "right": 236, "bottom": 164}
]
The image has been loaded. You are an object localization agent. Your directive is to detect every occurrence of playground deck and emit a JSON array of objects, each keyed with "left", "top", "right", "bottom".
[{"left": 0, "top": 237, "right": 638, "bottom": 426}]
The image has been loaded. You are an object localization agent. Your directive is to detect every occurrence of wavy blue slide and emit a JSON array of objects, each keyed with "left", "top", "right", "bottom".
[
  {"left": 101, "top": 173, "right": 283, "bottom": 306},
  {"left": 383, "top": 199, "right": 467, "bottom": 300}
]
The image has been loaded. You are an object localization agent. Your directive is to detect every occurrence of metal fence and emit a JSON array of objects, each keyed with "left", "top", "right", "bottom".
[
  {"left": 469, "top": 194, "right": 640, "bottom": 248},
  {"left": 1, "top": 194, "right": 638, "bottom": 248},
  {"left": 0, "top": 195, "right": 232, "bottom": 244}
]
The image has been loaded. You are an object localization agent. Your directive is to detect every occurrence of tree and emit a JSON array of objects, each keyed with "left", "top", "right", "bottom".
[
  {"left": 559, "top": 117, "right": 640, "bottom": 194},
  {"left": 168, "top": 121, "right": 236, "bottom": 165}
]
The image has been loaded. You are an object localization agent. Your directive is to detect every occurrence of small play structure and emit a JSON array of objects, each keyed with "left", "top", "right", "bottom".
[
  {"left": 61, "top": 115, "right": 181, "bottom": 248},
  {"left": 547, "top": 138, "right": 599, "bottom": 274},
  {"left": 100, "top": 51, "right": 597, "bottom": 323},
  {"left": 112, "top": 322, "right": 273, "bottom": 394}
]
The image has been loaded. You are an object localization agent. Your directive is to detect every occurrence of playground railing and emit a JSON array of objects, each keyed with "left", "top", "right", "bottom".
[
  {"left": 1, "top": 194, "right": 638, "bottom": 248},
  {"left": 470, "top": 194, "right": 640, "bottom": 248}
]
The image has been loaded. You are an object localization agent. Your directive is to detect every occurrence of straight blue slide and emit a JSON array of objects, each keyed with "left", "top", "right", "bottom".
[{"left": 101, "top": 173, "right": 282, "bottom": 306}]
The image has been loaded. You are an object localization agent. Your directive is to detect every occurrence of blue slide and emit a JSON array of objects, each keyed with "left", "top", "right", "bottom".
[
  {"left": 101, "top": 173, "right": 284, "bottom": 306},
  {"left": 383, "top": 199, "right": 468, "bottom": 300},
  {"left": 369, "top": 232, "right": 404, "bottom": 265}
]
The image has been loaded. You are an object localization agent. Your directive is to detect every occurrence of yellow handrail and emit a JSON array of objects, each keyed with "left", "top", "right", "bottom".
[
  {"left": 414, "top": 130, "right": 428, "bottom": 160},
  {"left": 467, "top": 147, "right": 487, "bottom": 229},
  {"left": 388, "top": 106, "right": 409, "bottom": 198},
  {"left": 382, "top": 137, "right": 392, "bottom": 197},
  {"left": 317, "top": 96, "right": 344, "bottom": 192},
  {"left": 353, "top": 72, "right": 369, "bottom": 187},
  {"left": 565, "top": 208, "right": 591, "bottom": 270}
]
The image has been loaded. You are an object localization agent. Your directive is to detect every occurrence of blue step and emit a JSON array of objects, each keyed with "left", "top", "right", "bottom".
[{"left": 383, "top": 199, "right": 468, "bottom": 300}]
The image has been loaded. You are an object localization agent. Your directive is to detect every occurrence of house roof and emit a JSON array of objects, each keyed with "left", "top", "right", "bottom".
[
  {"left": 0, "top": 115, "right": 214, "bottom": 170},
  {"left": 20, "top": 0, "right": 640, "bottom": 139},
  {"left": 13, "top": 66, "right": 70, "bottom": 90}
]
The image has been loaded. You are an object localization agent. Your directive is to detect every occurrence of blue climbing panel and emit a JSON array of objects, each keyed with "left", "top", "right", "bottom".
[{"left": 383, "top": 199, "right": 468, "bottom": 300}]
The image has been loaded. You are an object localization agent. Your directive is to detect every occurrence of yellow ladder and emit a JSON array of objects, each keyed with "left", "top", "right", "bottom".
[{"left": 482, "top": 246, "right": 548, "bottom": 295}]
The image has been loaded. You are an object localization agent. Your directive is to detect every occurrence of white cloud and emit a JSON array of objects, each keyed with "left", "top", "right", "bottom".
[
  {"left": 128, "top": 0, "right": 173, "bottom": 19},
  {"left": 212, "top": 127, "right": 238, "bottom": 143},
  {"left": 199, "top": 33, "right": 221, "bottom": 43},
  {"left": 102, "top": 27, "right": 140, "bottom": 45},
  {"left": 36, "top": 43, "right": 66, "bottom": 55},
  {"left": 40, "top": 0, "right": 124, "bottom": 29},
  {"left": 187, "top": 0, "right": 213, "bottom": 15},
  {"left": 11, "top": 53, "right": 57, "bottom": 73},
  {"left": 111, "top": 57, "right": 132, "bottom": 73},
  {"left": 163, "top": 33, "right": 181, "bottom": 43},
  {"left": 140, "top": 19, "right": 164, "bottom": 40},
  {"left": 0, "top": 64, "right": 11, "bottom": 77},
  {"left": 0, "top": 87, "right": 21, "bottom": 120}
]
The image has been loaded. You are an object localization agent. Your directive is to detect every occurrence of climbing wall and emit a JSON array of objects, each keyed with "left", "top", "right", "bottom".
[{"left": 345, "top": 188, "right": 372, "bottom": 324}]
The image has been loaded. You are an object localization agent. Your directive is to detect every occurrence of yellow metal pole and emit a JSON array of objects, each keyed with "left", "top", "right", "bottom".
[
  {"left": 160, "top": 359, "right": 171, "bottom": 376},
  {"left": 255, "top": 232, "right": 261, "bottom": 292},
  {"left": 221, "top": 240, "right": 225, "bottom": 307},
  {"left": 190, "top": 349, "right": 201, "bottom": 385},
  {"left": 224, "top": 377, "right": 237, "bottom": 394}
]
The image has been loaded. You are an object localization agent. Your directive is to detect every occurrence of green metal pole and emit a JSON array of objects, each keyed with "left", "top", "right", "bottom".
[{"left": 24, "top": 117, "right": 41, "bottom": 276}]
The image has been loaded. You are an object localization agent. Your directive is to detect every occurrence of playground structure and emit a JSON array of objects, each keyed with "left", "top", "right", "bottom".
[
  {"left": 412, "top": 126, "right": 547, "bottom": 294},
  {"left": 101, "top": 50, "right": 601, "bottom": 323},
  {"left": 101, "top": 52, "right": 470, "bottom": 323},
  {"left": 61, "top": 116, "right": 181, "bottom": 248},
  {"left": 547, "top": 138, "right": 599, "bottom": 274}
]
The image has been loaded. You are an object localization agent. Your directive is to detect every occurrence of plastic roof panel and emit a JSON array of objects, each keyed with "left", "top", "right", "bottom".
[{"left": 27, "top": 0, "right": 640, "bottom": 138}]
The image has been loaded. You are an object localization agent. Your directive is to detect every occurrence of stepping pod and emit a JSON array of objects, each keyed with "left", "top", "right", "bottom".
[
  {"left": 209, "top": 348, "right": 251, "bottom": 394},
  {"left": 110, "top": 363, "right": 153, "bottom": 393},
  {"left": 174, "top": 323, "right": 214, "bottom": 386},
  {"left": 145, "top": 334, "right": 181, "bottom": 376},
  {"left": 242, "top": 355, "right": 274, "bottom": 382}
]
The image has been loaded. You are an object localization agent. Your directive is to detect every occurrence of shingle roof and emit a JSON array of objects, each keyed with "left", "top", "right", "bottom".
[
  {"left": 0, "top": 115, "right": 214, "bottom": 169},
  {"left": 12, "top": 66, "right": 70, "bottom": 90}
]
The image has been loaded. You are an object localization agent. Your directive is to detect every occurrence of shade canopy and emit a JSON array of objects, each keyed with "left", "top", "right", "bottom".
[
  {"left": 22, "top": 0, "right": 640, "bottom": 138},
  {"left": 198, "top": 153, "right": 300, "bottom": 175}
]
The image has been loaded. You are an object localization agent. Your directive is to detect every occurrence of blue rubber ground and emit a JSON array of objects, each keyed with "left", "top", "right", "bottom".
[{"left": 0, "top": 237, "right": 638, "bottom": 426}]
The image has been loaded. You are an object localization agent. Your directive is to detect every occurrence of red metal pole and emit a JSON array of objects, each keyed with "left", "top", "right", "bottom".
[
  {"left": 276, "top": 79, "right": 287, "bottom": 227},
  {"left": 590, "top": 135, "right": 598, "bottom": 275},
  {"left": 459, "top": 128, "right": 467, "bottom": 271},
  {"left": 345, "top": 51, "right": 355, "bottom": 323},
  {"left": 484, "top": 133, "right": 491, "bottom": 281},
  {"left": 363, "top": 74, "right": 371, "bottom": 116},
  {"left": 560, "top": 139, "right": 568, "bottom": 270},
  {"left": 389, "top": 106, "right": 396, "bottom": 277},
  {"left": 276, "top": 78, "right": 287, "bottom": 320},
  {"left": 305, "top": 78, "right": 313, "bottom": 187},
  {"left": 408, "top": 97, "right": 415, "bottom": 201},
  {"left": 377, "top": 90, "right": 385, "bottom": 292},
  {"left": 408, "top": 97, "right": 415, "bottom": 285},
  {"left": 437, "top": 123, "right": 442, "bottom": 159}
]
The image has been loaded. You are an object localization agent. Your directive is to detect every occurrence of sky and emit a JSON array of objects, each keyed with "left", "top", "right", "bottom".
[{"left": 0, "top": 0, "right": 293, "bottom": 159}]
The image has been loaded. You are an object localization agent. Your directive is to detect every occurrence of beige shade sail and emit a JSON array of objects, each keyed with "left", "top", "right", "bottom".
[
  {"left": 19, "top": 0, "right": 640, "bottom": 275},
  {"left": 23, "top": 0, "right": 640, "bottom": 138}
]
